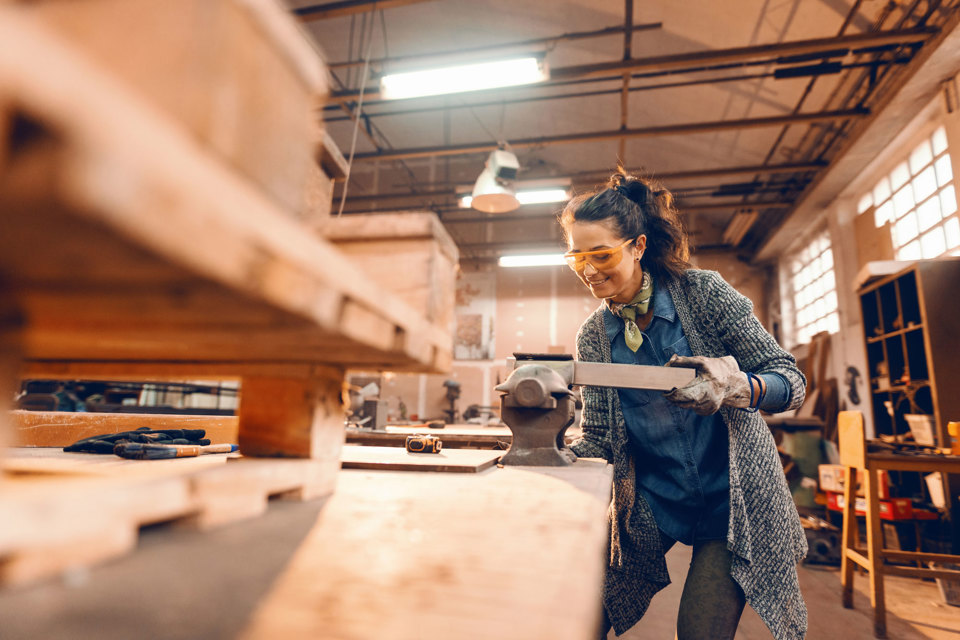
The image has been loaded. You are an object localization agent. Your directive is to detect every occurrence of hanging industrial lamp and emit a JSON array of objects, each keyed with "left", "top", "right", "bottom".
[{"left": 471, "top": 148, "right": 520, "bottom": 213}]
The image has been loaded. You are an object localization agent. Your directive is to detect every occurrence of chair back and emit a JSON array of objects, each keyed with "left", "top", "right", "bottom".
[{"left": 838, "top": 410, "right": 867, "bottom": 470}]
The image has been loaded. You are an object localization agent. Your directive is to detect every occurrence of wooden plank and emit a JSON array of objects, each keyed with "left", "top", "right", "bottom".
[
  {"left": 319, "top": 129, "right": 348, "bottom": 180},
  {"left": 339, "top": 445, "right": 501, "bottom": 472},
  {"left": 571, "top": 360, "right": 695, "bottom": 390},
  {"left": 9, "top": 410, "right": 239, "bottom": 448},
  {"left": 239, "top": 461, "right": 612, "bottom": 640},
  {"left": 0, "top": 449, "right": 337, "bottom": 585},
  {"left": 22, "top": 0, "right": 326, "bottom": 216},
  {"left": 238, "top": 368, "right": 345, "bottom": 459},
  {"left": 0, "top": 13, "right": 451, "bottom": 372}
]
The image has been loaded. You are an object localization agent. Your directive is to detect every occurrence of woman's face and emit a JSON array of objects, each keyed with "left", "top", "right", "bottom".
[{"left": 565, "top": 219, "right": 646, "bottom": 303}]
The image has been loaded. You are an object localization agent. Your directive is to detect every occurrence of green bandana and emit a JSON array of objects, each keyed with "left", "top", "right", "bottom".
[{"left": 608, "top": 271, "right": 653, "bottom": 352}]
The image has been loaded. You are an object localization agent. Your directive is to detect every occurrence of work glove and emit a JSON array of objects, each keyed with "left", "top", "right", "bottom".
[
  {"left": 64, "top": 427, "right": 210, "bottom": 453},
  {"left": 663, "top": 355, "right": 751, "bottom": 416}
]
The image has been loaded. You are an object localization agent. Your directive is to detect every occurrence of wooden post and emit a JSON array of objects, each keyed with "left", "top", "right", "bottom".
[
  {"left": 238, "top": 366, "right": 346, "bottom": 460},
  {"left": 0, "top": 293, "right": 23, "bottom": 455},
  {"left": 840, "top": 463, "right": 858, "bottom": 609},
  {"left": 864, "top": 469, "right": 887, "bottom": 638}
]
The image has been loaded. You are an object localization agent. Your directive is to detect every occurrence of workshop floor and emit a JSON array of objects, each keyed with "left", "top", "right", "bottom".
[
  {"left": 1, "top": 494, "right": 959, "bottom": 639},
  {"left": 622, "top": 543, "right": 960, "bottom": 639}
]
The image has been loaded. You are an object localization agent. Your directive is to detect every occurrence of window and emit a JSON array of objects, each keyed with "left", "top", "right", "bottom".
[
  {"left": 790, "top": 231, "right": 839, "bottom": 345},
  {"left": 857, "top": 126, "right": 959, "bottom": 259}
]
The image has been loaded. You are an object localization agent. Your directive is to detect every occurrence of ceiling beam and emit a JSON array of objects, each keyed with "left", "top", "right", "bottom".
[
  {"left": 549, "top": 27, "right": 934, "bottom": 80},
  {"left": 436, "top": 200, "right": 793, "bottom": 225},
  {"left": 294, "top": 0, "right": 433, "bottom": 21},
  {"left": 329, "top": 27, "right": 933, "bottom": 102},
  {"left": 326, "top": 21, "right": 663, "bottom": 70},
  {"left": 351, "top": 109, "right": 868, "bottom": 162}
]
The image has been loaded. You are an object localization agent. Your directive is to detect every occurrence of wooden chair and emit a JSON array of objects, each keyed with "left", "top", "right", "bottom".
[{"left": 838, "top": 410, "right": 960, "bottom": 637}]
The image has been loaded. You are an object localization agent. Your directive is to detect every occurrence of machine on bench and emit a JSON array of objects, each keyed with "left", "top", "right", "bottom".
[{"left": 495, "top": 353, "right": 696, "bottom": 466}]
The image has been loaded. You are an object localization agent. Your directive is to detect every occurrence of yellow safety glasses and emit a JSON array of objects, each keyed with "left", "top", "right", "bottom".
[{"left": 564, "top": 238, "right": 635, "bottom": 272}]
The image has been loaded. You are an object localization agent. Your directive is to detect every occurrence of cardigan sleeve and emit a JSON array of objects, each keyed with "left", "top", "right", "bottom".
[
  {"left": 568, "top": 316, "right": 614, "bottom": 461},
  {"left": 702, "top": 271, "right": 806, "bottom": 412}
]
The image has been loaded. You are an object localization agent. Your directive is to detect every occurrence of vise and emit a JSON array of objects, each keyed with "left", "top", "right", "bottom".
[{"left": 495, "top": 353, "right": 696, "bottom": 466}]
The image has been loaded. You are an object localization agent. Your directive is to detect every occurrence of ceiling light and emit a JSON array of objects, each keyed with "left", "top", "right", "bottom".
[
  {"left": 498, "top": 253, "right": 566, "bottom": 268},
  {"left": 517, "top": 188, "right": 569, "bottom": 205},
  {"left": 380, "top": 56, "right": 548, "bottom": 101},
  {"left": 723, "top": 208, "right": 758, "bottom": 246},
  {"left": 460, "top": 187, "right": 569, "bottom": 209},
  {"left": 471, "top": 149, "right": 520, "bottom": 213}
]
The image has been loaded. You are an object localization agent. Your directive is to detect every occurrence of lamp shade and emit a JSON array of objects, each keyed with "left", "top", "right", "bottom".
[{"left": 471, "top": 149, "right": 520, "bottom": 213}]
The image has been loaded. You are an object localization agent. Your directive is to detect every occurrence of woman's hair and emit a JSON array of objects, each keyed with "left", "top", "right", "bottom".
[{"left": 559, "top": 170, "right": 691, "bottom": 282}]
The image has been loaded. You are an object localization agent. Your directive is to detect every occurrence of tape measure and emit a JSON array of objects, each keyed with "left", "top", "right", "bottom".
[{"left": 405, "top": 434, "right": 442, "bottom": 454}]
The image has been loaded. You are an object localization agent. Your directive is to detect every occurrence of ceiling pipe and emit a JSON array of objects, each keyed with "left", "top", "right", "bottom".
[
  {"left": 326, "top": 21, "right": 663, "bottom": 70},
  {"left": 351, "top": 109, "right": 867, "bottom": 162},
  {"left": 328, "top": 28, "right": 933, "bottom": 103},
  {"left": 295, "top": 0, "right": 434, "bottom": 21}
]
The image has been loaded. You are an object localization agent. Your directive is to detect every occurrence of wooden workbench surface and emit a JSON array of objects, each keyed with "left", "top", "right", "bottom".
[{"left": 242, "top": 461, "right": 612, "bottom": 640}]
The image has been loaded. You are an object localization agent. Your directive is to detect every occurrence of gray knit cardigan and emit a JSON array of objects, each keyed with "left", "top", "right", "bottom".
[{"left": 570, "top": 269, "right": 808, "bottom": 639}]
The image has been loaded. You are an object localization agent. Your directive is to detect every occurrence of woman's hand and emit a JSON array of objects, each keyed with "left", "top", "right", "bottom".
[{"left": 663, "top": 355, "right": 751, "bottom": 415}]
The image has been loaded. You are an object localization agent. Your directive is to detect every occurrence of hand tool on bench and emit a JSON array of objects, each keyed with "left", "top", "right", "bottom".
[
  {"left": 114, "top": 442, "right": 239, "bottom": 460},
  {"left": 495, "top": 353, "right": 696, "bottom": 466}
]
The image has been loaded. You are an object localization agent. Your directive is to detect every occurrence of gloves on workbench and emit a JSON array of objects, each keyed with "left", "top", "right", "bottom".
[
  {"left": 64, "top": 427, "right": 210, "bottom": 454},
  {"left": 663, "top": 355, "right": 752, "bottom": 416}
]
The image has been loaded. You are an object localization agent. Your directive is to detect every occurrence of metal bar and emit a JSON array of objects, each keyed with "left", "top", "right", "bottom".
[
  {"left": 327, "top": 28, "right": 931, "bottom": 103},
  {"left": 618, "top": 0, "right": 634, "bottom": 162},
  {"left": 351, "top": 110, "right": 867, "bottom": 162},
  {"left": 295, "top": 0, "right": 433, "bottom": 21},
  {"left": 550, "top": 27, "right": 934, "bottom": 80},
  {"left": 326, "top": 21, "right": 663, "bottom": 69}
]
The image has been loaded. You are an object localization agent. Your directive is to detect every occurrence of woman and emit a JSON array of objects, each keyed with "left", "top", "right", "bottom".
[{"left": 561, "top": 171, "right": 808, "bottom": 640}]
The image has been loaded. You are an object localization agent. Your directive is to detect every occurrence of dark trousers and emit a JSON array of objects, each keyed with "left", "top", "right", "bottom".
[{"left": 600, "top": 532, "right": 746, "bottom": 639}]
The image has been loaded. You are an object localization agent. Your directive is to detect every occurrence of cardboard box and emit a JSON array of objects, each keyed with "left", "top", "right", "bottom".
[
  {"left": 826, "top": 492, "right": 913, "bottom": 520},
  {"left": 818, "top": 464, "right": 891, "bottom": 500}
]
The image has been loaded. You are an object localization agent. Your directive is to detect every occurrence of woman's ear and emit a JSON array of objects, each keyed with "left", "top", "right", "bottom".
[{"left": 634, "top": 235, "right": 647, "bottom": 260}]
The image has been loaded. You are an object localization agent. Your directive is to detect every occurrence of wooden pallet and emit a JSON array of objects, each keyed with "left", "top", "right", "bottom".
[{"left": 0, "top": 449, "right": 337, "bottom": 586}]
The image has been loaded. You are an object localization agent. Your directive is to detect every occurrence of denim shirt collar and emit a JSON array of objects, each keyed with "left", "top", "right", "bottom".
[{"left": 603, "top": 276, "right": 676, "bottom": 342}]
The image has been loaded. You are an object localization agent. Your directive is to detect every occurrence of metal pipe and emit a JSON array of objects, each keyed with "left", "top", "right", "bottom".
[
  {"left": 295, "top": 0, "right": 434, "bottom": 21},
  {"left": 326, "top": 21, "right": 663, "bottom": 70},
  {"left": 351, "top": 109, "right": 867, "bottom": 162},
  {"left": 328, "top": 28, "right": 933, "bottom": 103}
]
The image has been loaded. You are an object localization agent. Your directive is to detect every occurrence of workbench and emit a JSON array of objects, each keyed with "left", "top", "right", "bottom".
[{"left": 1, "top": 447, "right": 612, "bottom": 639}]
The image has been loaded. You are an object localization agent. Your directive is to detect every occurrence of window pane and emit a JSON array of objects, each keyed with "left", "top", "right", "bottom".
[
  {"left": 873, "top": 177, "right": 891, "bottom": 205},
  {"left": 893, "top": 184, "right": 915, "bottom": 217},
  {"left": 932, "top": 126, "right": 948, "bottom": 156},
  {"left": 945, "top": 216, "right": 960, "bottom": 249},
  {"left": 941, "top": 185, "right": 957, "bottom": 216},
  {"left": 912, "top": 166, "right": 937, "bottom": 203},
  {"left": 823, "top": 270, "right": 835, "bottom": 292},
  {"left": 894, "top": 211, "right": 919, "bottom": 247},
  {"left": 875, "top": 201, "right": 894, "bottom": 227},
  {"left": 935, "top": 154, "right": 953, "bottom": 187},
  {"left": 822, "top": 249, "right": 834, "bottom": 271},
  {"left": 857, "top": 193, "right": 873, "bottom": 214},
  {"left": 825, "top": 290, "right": 838, "bottom": 312},
  {"left": 898, "top": 239, "right": 922, "bottom": 260},
  {"left": 920, "top": 226, "right": 946, "bottom": 258},
  {"left": 891, "top": 161, "right": 911, "bottom": 190},
  {"left": 826, "top": 312, "right": 840, "bottom": 334},
  {"left": 910, "top": 140, "right": 933, "bottom": 174},
  {"left": 917, "top": 196, "right": 942, "bottom": 232}
]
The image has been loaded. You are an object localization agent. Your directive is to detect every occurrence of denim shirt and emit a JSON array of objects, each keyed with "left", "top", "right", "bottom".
[{"left": 603, "top": 283, "right": 730, "bottom": 544}]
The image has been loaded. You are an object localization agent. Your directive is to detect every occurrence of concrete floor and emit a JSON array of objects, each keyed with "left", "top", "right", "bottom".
[{"left": 1, "top": 497, "right": 959, "bottom": 639}]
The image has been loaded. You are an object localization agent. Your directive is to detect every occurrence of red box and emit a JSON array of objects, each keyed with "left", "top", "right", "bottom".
[
  {"left": 818, "top": 464, "right": 891, "bottom": 499},
  {"left": 825, "top": 492, "right": 913, "bottom": 520}
]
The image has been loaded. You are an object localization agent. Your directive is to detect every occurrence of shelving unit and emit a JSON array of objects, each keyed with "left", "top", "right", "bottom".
[{"left": 858, "top": 257, "right": 960, "bottom": 446}]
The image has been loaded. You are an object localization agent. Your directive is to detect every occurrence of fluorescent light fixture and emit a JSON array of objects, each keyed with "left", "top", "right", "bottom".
[
  {"left": 498, "top": 253, "right": 566, "bottom": 268},
  {"left": 517, "top": 188, "right": 569, "bottom": 205},
  {"left": 723, "top": 208, "right": 758, "bottom": 246},
  {"left": 380, "top": 56, "right": 548, "bottom": 100},
  {"left": 460, "top": 188, "right": 569, "bottom": 209}
]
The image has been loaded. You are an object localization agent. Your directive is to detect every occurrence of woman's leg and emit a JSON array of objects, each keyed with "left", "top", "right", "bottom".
[{"left": 676, "top": 539, "right": 745, "bottom": 640}]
